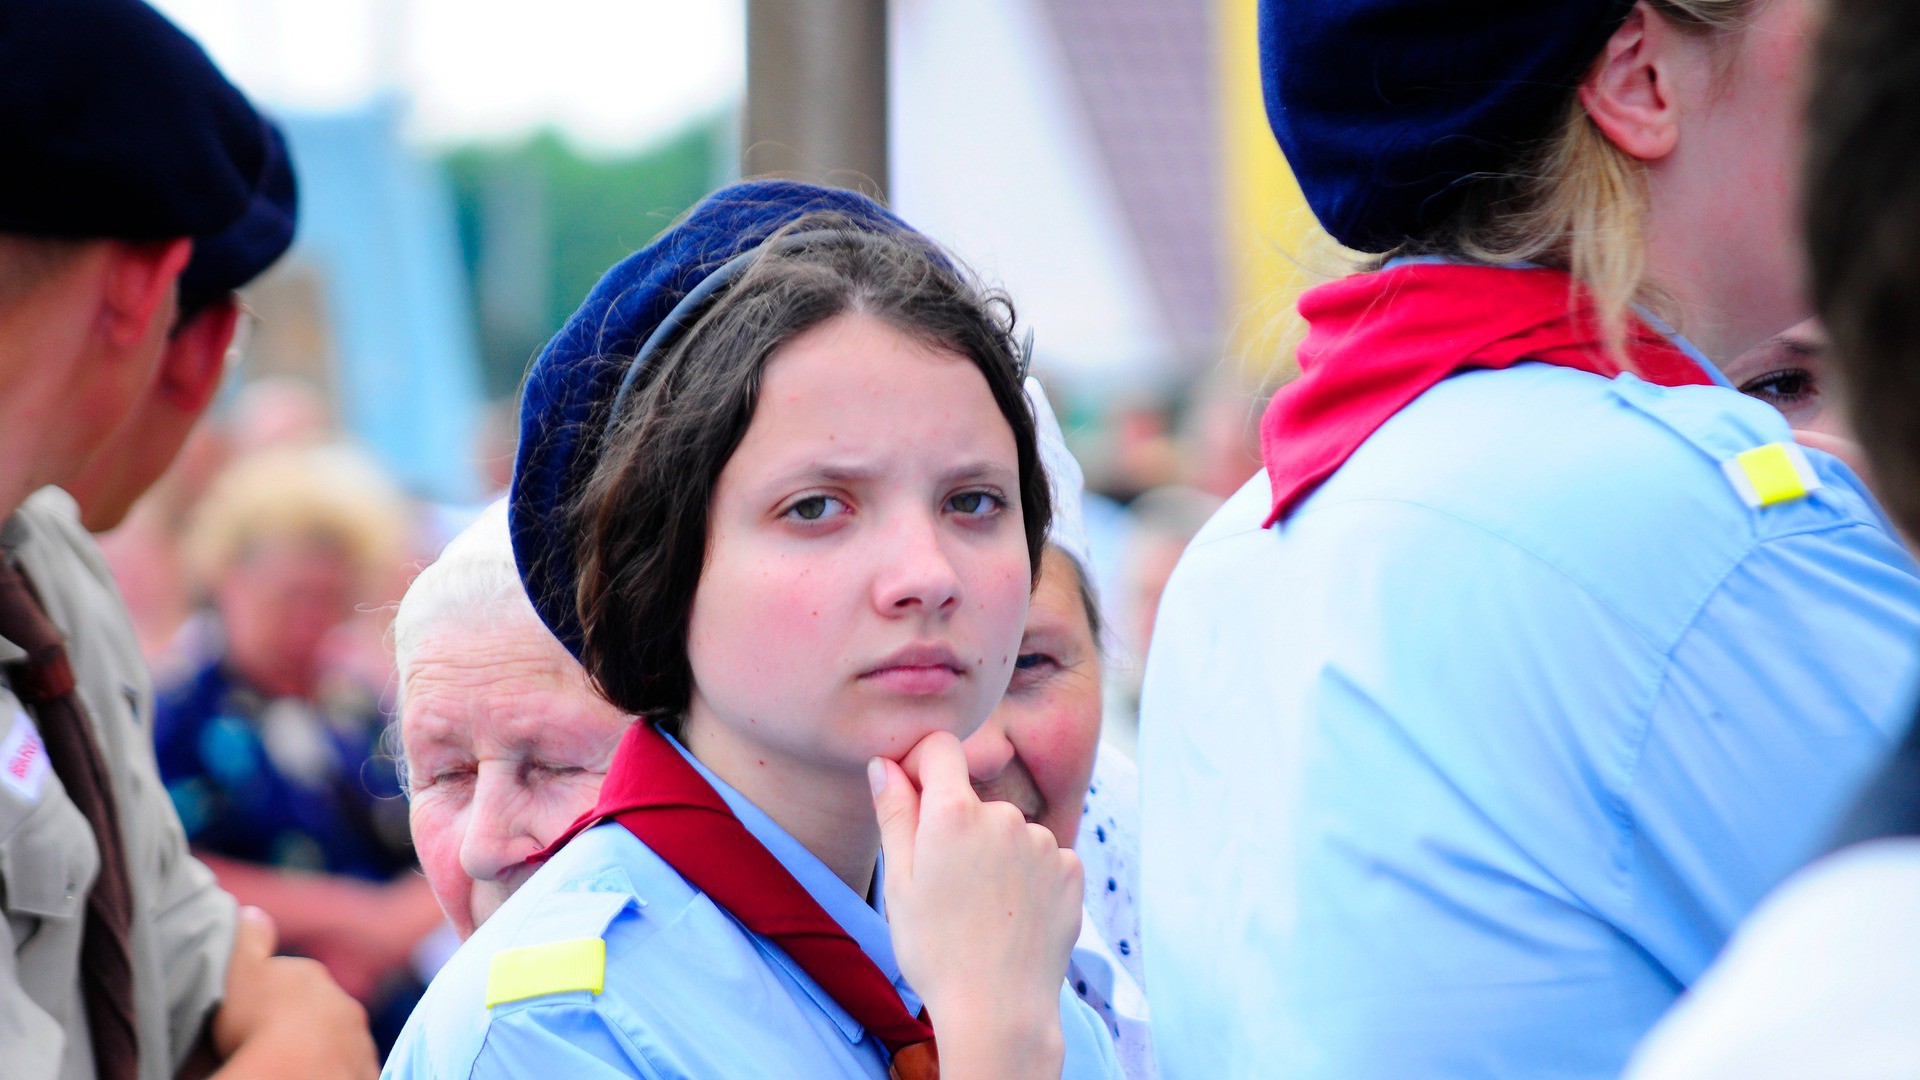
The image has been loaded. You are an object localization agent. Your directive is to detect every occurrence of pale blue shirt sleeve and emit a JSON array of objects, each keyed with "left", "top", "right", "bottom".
[{"left": 1621, "top": 520, "right": 1920, "bottom": 981}]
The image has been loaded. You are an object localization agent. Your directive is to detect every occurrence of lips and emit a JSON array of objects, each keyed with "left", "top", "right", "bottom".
[{"left": 859, "top": 643, "right": 966, "bottom": 695}]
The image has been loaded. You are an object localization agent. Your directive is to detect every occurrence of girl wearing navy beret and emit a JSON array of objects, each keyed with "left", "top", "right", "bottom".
[
  {"left": 1140, "top": 1, "right": 1920, "bottom": 1077},
  {"left": 382, "top": 181, "right": 1122, "bottom": 1080}
]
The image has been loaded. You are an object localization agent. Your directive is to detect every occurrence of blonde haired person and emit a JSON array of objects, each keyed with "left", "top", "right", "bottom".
[
  {"left": 1139, "top": 2, "right": 1920, "bottom": 1077},
  {"left": 156, "top": 444, "right": 439, "bottom": 1052}
]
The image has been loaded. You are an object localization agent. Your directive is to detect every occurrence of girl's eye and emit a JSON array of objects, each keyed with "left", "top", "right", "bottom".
[
  {"left": 784, "top": 495, "right": 848, "bottom": 522},
  {"left": 947, "top": 490, "right": 1006, "bottom": 517},
  {"left": 1738, "top": 368, "right": 1817, "bottom": 408}
]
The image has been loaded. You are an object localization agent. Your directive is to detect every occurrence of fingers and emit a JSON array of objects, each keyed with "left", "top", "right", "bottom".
[
  {"left": 233, "top": 905, "right": 278, "bottom": 963},
  {"left": 901, "top": 730, "right": 974, "bottom": 801},
  {"left": 870, "top": 756, "right": 920, "bottom": 882}
]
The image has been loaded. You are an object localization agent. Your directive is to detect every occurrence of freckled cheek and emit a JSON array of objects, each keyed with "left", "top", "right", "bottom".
[
  {"left": 698, "top": 557, "right": 853, "bottom": 673},
  {"left": 970, "top": 555, "right": 1034, "bottom": 651}
]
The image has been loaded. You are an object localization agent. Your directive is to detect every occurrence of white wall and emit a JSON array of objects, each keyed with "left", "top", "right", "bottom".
[{"left": 890, "top": 0, "right": 1174, "bottom": 390}]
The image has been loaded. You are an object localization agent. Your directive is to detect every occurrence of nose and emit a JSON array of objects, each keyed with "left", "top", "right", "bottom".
[
  {"left": 458, "top": 764, "right": 539, "bottom": 884},
  {"left": 873, "top": 509, "right": 961, "bottom": 615},
  {"left": 960, "top": 719, "right": 1018, "bottom": 786}
]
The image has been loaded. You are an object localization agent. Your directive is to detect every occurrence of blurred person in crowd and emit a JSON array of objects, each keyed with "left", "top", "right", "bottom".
[
  {"left": 1178, "top": 371, "right": 1265, "bottom": 502},
  {"left": 1140, "top": 2, "right": 1920, "bottom": 1078},
  {"left": 1622, "top": 0, "right": 1920, "bottom": 1073},
  {"left": 154, "top": 445, "right": 436, "bottom": 1048},
  {"left": 230, "top": 375, "right": 333, "bottom": 455},
  {"left": 0, "top": 2, "right": 374, "bottom": 1076},
  {"left": 1104, "top": 485, "right": 1222, "bottom": 755},
  {"left": 387, "top": 181, "right": 1119, "bottom": 1080}
]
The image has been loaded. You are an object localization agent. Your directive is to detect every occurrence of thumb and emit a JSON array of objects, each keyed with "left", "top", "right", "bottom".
[
  {"left": 870, "top": 756, "right": 920, "bottom": 883},
  {"left": 233, "top": 904, "right": 278, "bottom": 962}
]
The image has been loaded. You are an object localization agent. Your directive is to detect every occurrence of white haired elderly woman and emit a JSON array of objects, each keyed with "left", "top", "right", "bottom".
[{"left": 392, "top": 500, "right": 630, "bottom": 939}]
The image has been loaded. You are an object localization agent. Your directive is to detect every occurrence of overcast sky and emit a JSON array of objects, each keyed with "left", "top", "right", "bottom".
[{"left": 149, "top": 0, "right": 744, "bottom": 150}]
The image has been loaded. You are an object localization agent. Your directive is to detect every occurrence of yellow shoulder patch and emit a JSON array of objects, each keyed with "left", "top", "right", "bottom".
[
  {"left": 1723, "top": 442, "right": 1821, "bottom": 509},
  {"left": 485, "top": 938, "right": 606, "bottom": 1008}
]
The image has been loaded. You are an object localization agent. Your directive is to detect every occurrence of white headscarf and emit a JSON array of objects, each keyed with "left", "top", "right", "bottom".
[{"left": 1025, "top": 376, "right": 1094, "bottom": 578}]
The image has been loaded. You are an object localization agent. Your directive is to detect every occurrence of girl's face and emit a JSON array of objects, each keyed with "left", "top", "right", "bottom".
[
  {"left": 685, "top": 312, "right": 1032, "bottom": 777},
  {"left": 965, "top": 547, "right": 1103, "bottom": 847}
]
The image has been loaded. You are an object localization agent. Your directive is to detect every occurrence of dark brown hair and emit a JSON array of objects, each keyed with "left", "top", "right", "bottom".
[
  {"left": 570, "top": 212, "right": 1051, "bottom": 718},
  {"left": 1806, "top": 0, "right": 1920, "bottom": 539}
]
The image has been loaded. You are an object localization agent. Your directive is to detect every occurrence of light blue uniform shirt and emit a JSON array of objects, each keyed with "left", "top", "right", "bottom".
[
  {"left": 385, "top": 737, "right": 1121, "bottom": 1079},
  {"left": 1138, "top": 362, "right": 1920, "bottom": 1079}
]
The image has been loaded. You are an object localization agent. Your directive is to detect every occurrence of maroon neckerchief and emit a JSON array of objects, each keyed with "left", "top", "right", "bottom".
[
  {"left": 1261, "top": 262, "right": 1717, "bottom": 525},
  {"left": 0, "top": 556, "right": 138, "bottom": 1080},
  {"left": 539, "top": 722, "right": 939, "bottom": 1079}
]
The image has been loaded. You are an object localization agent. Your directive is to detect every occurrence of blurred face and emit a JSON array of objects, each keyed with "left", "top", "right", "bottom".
[
  {"left": 685, "top": 313, "right": 1032, "bottom": 780},
  {"left": 1724, "top": 318, "right": 1846, "bottom": 437},
  {"left": 215, "top": 537, "right": 358, "bottom": 675},
  {"left": 965, "top": 547, "right": 1102, "bottom": 847},
  {"left": 403, "top": 612, "right": 628, "bottom": 937}
]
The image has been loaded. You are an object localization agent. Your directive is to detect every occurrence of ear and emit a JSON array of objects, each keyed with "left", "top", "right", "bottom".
[
  {"left": 98, "top": 238, "right": 194, "bottom": 348},
  {"left": 156, "top": 296, "right": 240, "bottom": 414},
  {"left": 1578, "top": 5, "right": 1682, "bottom": 162}
]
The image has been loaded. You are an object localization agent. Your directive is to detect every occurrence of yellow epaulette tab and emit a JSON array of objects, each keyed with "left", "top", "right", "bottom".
[
  {"left": 485, "top": 938, "right": 606, "bottom": 1008},
  {"left": 1722, "top": 441, "right": 1821, "bottom": 509}
]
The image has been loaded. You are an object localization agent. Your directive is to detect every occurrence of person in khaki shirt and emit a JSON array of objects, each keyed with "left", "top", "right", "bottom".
[{"left": 0, "top": 1, "right": 375, "bottom": 1077}]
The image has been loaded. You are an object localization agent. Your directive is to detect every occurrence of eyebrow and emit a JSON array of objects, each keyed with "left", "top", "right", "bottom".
[{"left": 769, "top": 459, "right": 1016, "bottom": 488}]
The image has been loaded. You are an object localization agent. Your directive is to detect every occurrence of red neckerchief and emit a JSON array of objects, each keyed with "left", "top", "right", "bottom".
[
  {"left": 539, "top": 723, "right": 939, "bottom": 1080},
  {"left": 1260, "top": 262, "right": 1716, "bottom": 525}
]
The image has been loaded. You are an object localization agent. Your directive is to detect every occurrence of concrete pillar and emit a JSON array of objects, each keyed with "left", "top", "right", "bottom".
[{"left": 744, "top": 0, "right": 889, "bottom": 196}]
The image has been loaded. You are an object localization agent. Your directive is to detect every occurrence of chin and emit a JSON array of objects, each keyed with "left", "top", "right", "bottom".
[{"left": 839, "top": 703, "right": 986, "bottom": 762}]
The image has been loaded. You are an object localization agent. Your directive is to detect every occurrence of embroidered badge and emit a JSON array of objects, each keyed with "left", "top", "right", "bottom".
[{"left": 1, "top": 707, "right": 50, "bottom": 803}]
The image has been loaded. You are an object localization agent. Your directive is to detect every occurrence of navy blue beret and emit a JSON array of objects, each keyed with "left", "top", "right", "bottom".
[
  {"left": 178, "top": 118, "right": 299, "bottom": 315},
  {"left": 511, "top": 180, "right": 920, "bottom": 657},
  {"left": 0, "top": 0, "right": 267, "bottom": 240},
  {"left": 1261, "top": 0, "right": 1634, "bottom": 252}
]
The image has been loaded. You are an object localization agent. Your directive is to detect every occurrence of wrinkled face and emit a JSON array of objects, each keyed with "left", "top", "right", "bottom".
[
  {"left": 685, "top": 312, "right": 1032, "bottom": 776},
  {"left": 402, "top": 612, "right": 629, "bottom": 938},
  {"left": 965, "top": 547, "right": 1103, "bottom": 847},
  {"left": 1724, "top": 318, "right": 1844, "bottom": 437}
]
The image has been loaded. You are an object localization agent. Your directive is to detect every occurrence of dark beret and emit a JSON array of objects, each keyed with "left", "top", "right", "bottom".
[
  {"left": 0, "top": 0, "right": 267, "bottom": 239},
  {"left": 178, "top": 118, "right": 299, "bottom": 315},
  {"left": 1261, "top": 0, "right": 1634, "bottom": 252},
  {"left": 511, "top": 180, "right": 920, "bottom": 657}
]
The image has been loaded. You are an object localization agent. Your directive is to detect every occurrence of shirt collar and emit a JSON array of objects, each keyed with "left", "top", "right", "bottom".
[{"left": 663, "top": 730, "right": 923, "bottom": 1042}]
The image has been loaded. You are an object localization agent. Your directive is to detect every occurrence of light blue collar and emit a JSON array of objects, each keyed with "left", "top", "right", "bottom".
[
  {"left": 1634, "top": 306, "right": 1733, "bottom": 389},
  {"left": 664, "top": 730, "right": 921, "bottom": 1043}
]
